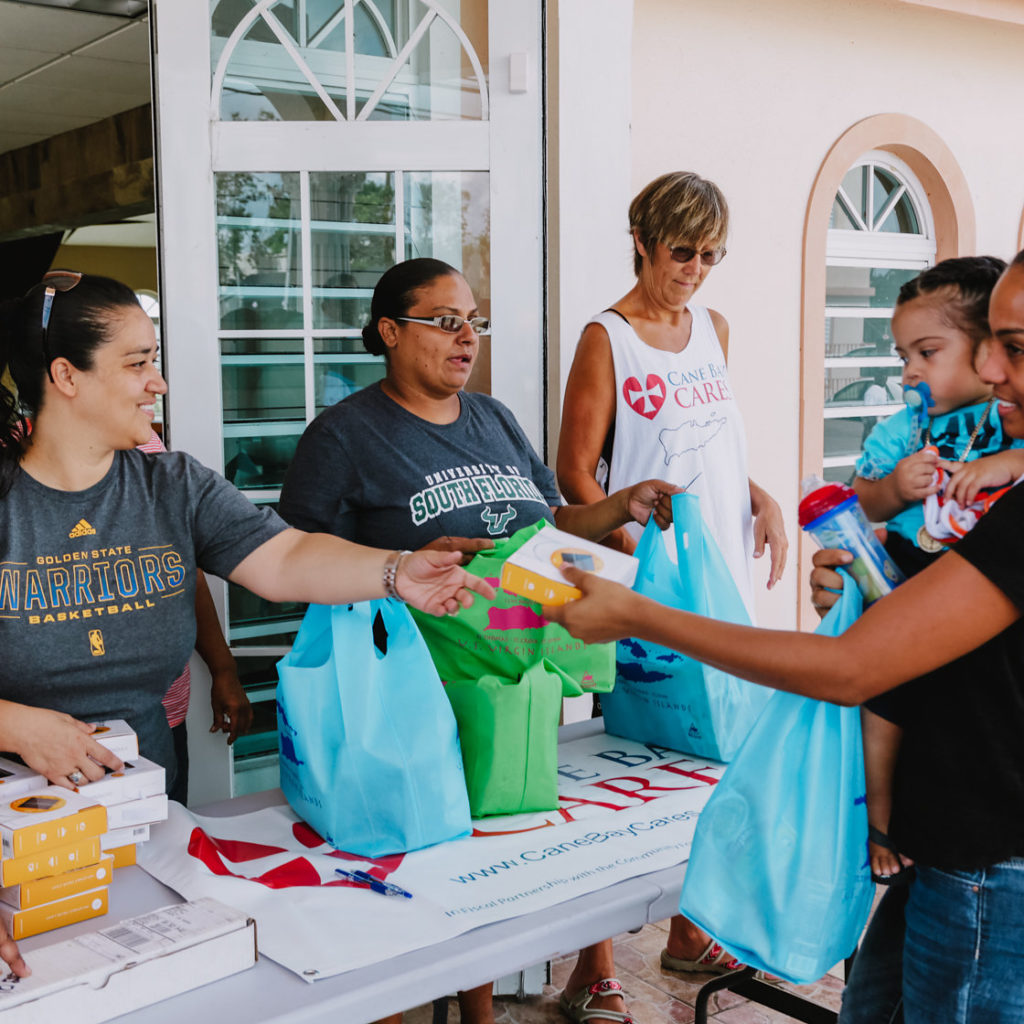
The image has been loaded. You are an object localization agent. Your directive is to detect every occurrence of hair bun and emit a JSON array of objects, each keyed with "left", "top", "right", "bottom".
[{"left": 361, "top": 322, "right": 385, "bottom": 356}]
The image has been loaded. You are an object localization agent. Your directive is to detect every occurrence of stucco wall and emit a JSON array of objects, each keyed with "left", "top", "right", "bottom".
[{"left": 626, "top": 0, "right": 1024, "bottom": 627}]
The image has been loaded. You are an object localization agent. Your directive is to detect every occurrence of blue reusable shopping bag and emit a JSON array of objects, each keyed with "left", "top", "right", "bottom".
[
  {"left": 678, "top": 573, "right": 874, "bottom": 983},
  {"left": 276, "top": 599, "right": 472, "bottom": 858},
  {"left": 601, "top": 491, "right": 771, "bottom": 761}
]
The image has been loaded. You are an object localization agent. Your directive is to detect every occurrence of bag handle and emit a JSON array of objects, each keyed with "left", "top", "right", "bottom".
[{"left": 671, "top": 492, "right": 708, "bottom": 617}]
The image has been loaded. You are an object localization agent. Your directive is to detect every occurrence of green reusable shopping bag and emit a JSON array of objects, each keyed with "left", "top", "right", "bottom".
[
  {"left": 409, "top": 520, "right": 615, "bottom": 692},
  {"left": 445, "top": 659, "right": 584, "bottom": 817}
]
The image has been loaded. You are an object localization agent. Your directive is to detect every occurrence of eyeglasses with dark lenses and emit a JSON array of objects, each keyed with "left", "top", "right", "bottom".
[
  {"left": 666, "top": 245, "right": 727, "bottom": 267},
  {"left": 40, "top": 271, "right": 83, "bottom": 382},
  {"left": 396, "top": 315, "right": 491, "bottom": 335}
]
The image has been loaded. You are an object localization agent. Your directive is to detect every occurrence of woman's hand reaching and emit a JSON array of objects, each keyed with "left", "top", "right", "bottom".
[
  {"left": 0, "top": 703, "right": 124, "bottom": 790},
  {"left": 396, "top": 549, "right": 496, "bottom": 615},
  {"left": 625, "top": 479, "right": 681, "bottom": 530}
]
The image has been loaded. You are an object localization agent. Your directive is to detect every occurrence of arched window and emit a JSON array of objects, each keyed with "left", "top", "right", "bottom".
[{"left": 822, "top": 151, "right": 936, "bottom": 483}]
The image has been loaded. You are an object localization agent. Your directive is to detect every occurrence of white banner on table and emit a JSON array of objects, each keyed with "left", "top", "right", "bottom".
[{"left": 139, "top": 732, "right": 723, "bottom": 981}]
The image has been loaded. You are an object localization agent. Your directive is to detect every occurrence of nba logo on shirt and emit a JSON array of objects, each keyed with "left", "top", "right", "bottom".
[{"left": 89, "top": 630, "right": 105, "bottom": 657}]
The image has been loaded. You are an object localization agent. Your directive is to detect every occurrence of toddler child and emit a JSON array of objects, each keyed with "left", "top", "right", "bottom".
[{"left": 852, "top": 255, "right": 1024, "bottom": 882}]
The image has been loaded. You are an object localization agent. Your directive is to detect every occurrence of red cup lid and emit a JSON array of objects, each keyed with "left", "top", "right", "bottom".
[{"left": 798, "top": 482, "right": 855, "bottom": 527}]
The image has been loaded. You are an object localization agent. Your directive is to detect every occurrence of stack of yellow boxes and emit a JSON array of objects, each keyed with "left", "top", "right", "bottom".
[
  {"left": 82, "top": 721, "right": 168, "bottom": 870},
  {"left": 0, "top": 721, "right": 170, "bottom": 940},
  {"left": 0, "top": 779, "right": 110, "bottom": 940}
]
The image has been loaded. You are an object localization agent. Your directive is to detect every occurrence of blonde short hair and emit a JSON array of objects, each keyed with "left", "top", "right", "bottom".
[{"left": 628, "top": 172, "right": 729, "bottom": 276}]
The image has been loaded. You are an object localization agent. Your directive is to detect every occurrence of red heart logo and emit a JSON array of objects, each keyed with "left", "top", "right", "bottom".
[{"left": 623, "top": 374, "right": 666, "bottom": 419}]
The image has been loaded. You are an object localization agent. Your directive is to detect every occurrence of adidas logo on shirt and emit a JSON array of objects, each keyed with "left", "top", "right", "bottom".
[{"left": 68, "top": 519, "right": 96, "bottom": 539}]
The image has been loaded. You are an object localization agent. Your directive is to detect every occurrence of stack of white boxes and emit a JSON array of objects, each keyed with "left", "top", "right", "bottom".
[
  {"left": 81, "top": 721, "right": 168, "bottom": 870},
  {"left": 0, "top": 721, "right": 169, "bottom": 940}
]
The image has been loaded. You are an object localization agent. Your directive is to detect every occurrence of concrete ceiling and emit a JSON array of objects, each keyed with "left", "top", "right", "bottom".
[{"left": 0, "top": 0, "right": 151, "bottom": 157}]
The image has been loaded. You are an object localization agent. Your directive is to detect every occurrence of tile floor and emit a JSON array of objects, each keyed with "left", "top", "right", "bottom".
[{"left": 403, "top": 919, "right": 846, "bottom": 1023}]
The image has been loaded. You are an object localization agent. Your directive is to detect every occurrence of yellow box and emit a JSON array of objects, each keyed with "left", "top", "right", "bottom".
[
  {"left": 0, "top": 856, "right": 114, "bottom": 909},
  {"left": 107, "top": 844, "right": 136, "bottom": 869},
  {"left": 0, "top": 886, "right": 108, "bottom": 939},
  {"left": 0, "top": 788, "right": 107, "bottom": 858},
  {"left": 0, "top": 836, "right": 102, "bottom": 887},
  {"left": 499, "top": 525, "right": 639, "bottom": 606}
]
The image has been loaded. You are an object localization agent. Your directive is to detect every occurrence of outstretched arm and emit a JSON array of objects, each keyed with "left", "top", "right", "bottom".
[
  {"left": 228, "top": 530, "right": 495, "bottom": 615},
  {"left": 544, "top": 548, "right": 1019, "bottom": 705},
  {"left": 553, "top": 480, "right": 678, "bottom": 542}
]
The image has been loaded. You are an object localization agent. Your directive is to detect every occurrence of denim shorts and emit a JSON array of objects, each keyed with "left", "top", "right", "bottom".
[{"left": 840, "top": 858, "right": 1024, "bottom": 1024}]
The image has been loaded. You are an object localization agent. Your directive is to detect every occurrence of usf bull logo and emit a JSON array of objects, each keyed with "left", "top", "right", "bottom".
[{"left": 480, "top": 504, "right": 517, "bottom": 535}]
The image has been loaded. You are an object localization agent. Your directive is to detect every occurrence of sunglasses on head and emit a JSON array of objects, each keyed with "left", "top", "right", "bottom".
[
  {"left": 40, "top": 271, "right": 83, "bottom": 382},
  {"left": 666, "top": 244, "right": 726, "bottom": 267},
  {"left": 396, "top": 315, "right": 491, "bottom": 335}
]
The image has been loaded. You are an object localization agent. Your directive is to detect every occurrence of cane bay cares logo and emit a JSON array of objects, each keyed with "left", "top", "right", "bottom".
[{"left": 623, "top": 374, "right": 666, "bottom": 419}]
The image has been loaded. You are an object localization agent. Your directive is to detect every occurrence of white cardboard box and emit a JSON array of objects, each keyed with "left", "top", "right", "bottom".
[
  {"left": 100, "top": 824, "right": 148, "bottom": 851},
  {"left": 0, "top": 758, "right": 47, "bottom": 799},
  {"left": 104, "top": 793, "right": 168, "bottom": 830},
  {"left": 86, "top": 720, "right": 139, "bottom": 762},
  {"left": 74, "top": 757, "right": 165, "bottom": 807},
  {"left": 0, "top": 898, "right": 257, "bottom": 1023}
]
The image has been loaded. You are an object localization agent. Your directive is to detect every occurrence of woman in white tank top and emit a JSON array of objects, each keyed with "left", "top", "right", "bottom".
[{"left": 556, "top": 172, "right": 788, "bottom": 996}]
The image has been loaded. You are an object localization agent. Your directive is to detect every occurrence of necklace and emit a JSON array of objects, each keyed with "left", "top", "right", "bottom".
[{"left": 916, "top": 396, "right": 996, "bottom": 553}]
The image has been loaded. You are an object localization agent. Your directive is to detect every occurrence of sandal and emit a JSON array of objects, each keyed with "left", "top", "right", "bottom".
[
  {"left": 869, "top": 825, "right": 915, "bottom": 887},
  {"left": 559, "top": 977, "right": 633, "bottom": 1023},
  {"left": 660, "top": 940, "right": 743, "bottom": 975}
]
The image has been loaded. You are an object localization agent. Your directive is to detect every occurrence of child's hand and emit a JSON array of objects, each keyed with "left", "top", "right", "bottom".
[
  {"left": 941, "top": 451, "right": 1024, "bottom": 506},
  {"left": 869, "top": 837, "right": 914, "bottom": 882},
  {"left": 893, "top": 448, "right": 941, "bottom": 504}
]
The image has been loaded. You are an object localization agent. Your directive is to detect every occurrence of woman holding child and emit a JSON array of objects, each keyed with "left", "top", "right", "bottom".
[{"left": 548, "top": 251, "right": 1024, "bottom": 1022}]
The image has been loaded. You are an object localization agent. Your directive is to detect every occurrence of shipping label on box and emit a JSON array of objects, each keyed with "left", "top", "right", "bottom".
[
  {"left": 0, "top": 788, "right": 107, "bottom": 858},
  {"left": 74, "top": 757, "right": 165, "bottom": 807},
  {"left": 0, "top": 757, "right": 47, "bottom": 798},
  {"left": 0, "top": 898, "right": 257, "bottom": 1024},
  {"left": 86, "top": 720, "right": 139, "bottom": 761},
  {"left": 105, "top": 793, "right": 168, "bottom": 830},
  {"left": 0, "top": 885, "right": 108, "bottom": 940},
  {"left": 0, "top": 835, "right": 102, "bottom": 887},
  {"left": 100, "top": 824, "right": 148, "bottom": 852},
  {"left": 0, "top": 856, "right": 114, "bottom": 909},
  {"left": 500, "top": 525, "right": 640, "bottom": 605}
]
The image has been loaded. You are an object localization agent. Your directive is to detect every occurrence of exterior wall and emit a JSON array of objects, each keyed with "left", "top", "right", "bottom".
[
  {"left": 546, "top": 0, "right": 635, "bottom": 456},
  {"left": 621, "top": 0, "right": 1024, "bottom": 628}
]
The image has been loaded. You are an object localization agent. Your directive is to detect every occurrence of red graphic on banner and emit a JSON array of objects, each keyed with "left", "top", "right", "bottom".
[
  {"left": 190, "top": 832, "right": 287, "bottom": 862},
  {"left": 186, "top": 823, "right": 409, "bottom": 890},
  {"left": 623, "top": 374, "right": 666, "bottom": 419}
]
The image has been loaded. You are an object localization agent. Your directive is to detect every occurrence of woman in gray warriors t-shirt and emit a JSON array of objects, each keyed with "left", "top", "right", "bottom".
[{"left": 0, "top": 271, "right": 497, "bottom": 979}]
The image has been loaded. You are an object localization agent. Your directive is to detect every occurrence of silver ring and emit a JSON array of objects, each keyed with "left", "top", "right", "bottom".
[{"left": 68, "top": 770, "right": 84, "bottom": 785}]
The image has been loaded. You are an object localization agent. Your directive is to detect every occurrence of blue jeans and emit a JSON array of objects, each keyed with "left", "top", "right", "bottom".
[{"left": 840, "top": 861, "right": 1024, "bottom": 1024}]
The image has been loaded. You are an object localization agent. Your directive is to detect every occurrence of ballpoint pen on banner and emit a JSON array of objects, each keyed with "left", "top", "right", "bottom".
[
  {"left": 352, "top": 869, "right": 413, "bottom": 899},
  {"left": 334, "top": 867, "right": 413, "bottom": 899}
]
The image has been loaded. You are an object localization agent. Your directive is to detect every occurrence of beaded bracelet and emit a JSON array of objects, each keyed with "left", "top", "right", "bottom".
[{"left": 382, "top": 549, "right": 411, "bottom": 600}]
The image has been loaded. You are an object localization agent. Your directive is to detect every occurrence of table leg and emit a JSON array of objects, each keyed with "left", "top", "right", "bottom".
[{"left": 694, "top": 967, "right": 838, "bottom": 1024}]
